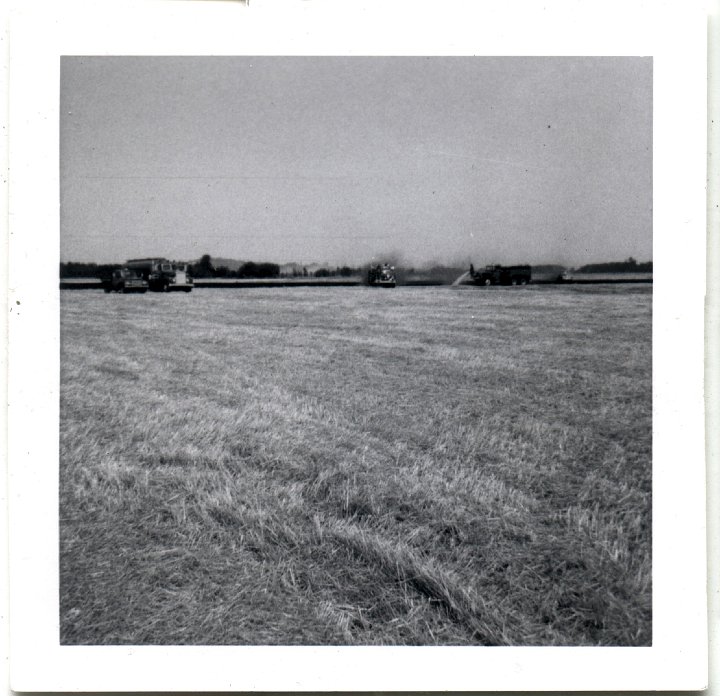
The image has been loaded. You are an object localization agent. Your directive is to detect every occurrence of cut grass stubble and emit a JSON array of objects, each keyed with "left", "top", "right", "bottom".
[{"left": 60, "top": 285, "right": 651, "bottom": 645}]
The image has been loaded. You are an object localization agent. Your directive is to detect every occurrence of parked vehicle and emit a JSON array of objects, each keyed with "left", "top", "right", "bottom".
[
  {"left": 469, "top": 264, "right": 531, "bottom": 286},
  {"left": 102, "top": 268, "right": 149, "bottom": 294},
  {"left": 125, "top": 258, "right": 194, "bottom": 292},
  {"left": 368, "top": 263, "right": 396, "bottom": 288}
]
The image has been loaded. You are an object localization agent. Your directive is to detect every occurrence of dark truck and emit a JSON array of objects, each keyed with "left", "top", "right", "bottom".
[
  {"left": 368, "top": 263, "right": 396, "bottom": 288},
  {"left": 125, "top": 258, "right": 194, "bottom": 292},
  {"left": 469, "top": 264, "right": 532, "bottom": 286},
  {"left": 102, "top": 268, "right": 149, "bottom": 293}
]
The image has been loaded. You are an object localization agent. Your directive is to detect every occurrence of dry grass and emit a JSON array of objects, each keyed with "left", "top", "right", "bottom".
[{"left": 60, "top": 285, "right": 652, "bottom": 645}]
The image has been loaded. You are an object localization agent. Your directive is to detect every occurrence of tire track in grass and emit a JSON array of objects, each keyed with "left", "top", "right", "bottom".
[{"left": 321, "top": 517, "right": 567, "bottom": 646}]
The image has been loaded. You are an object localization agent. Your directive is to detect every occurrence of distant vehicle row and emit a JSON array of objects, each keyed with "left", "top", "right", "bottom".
[
  {"left": 100, "top": 259, "right": 536, "bottom": 293},
  {"left": 103, "top": 258, "right": 194, "bottom": 293}
]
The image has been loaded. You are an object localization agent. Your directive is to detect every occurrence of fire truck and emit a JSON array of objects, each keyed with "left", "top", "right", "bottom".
[
  {"left": 125, "top": 258, "right": 194, "bottom": 292},
  {"left": 469, "top": 264, "right": 531, "bottom": 286},
  {"left": 368, "top": 263, "right": 396, "bottom": 288}
]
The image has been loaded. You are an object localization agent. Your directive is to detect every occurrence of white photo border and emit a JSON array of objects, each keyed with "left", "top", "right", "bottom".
[{"left": 7, "top": 0, "right": 708, "bottom": 691}]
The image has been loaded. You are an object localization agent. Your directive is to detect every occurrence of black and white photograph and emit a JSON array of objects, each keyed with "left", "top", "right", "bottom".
[
  {"left": 58, "top": 55, "right": 653, "bottom": 648},
  {"left": 7, "top": 0, "right": 709, "bottom": 691}
]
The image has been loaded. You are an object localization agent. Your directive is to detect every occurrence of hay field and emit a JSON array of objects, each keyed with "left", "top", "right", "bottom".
[{"left": 60, "top": 285, "right": 652, "bottom": 646}]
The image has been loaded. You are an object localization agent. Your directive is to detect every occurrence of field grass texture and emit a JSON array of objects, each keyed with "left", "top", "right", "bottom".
[{"left": 60, "top": 285, "right": 652, "bottom": 646}]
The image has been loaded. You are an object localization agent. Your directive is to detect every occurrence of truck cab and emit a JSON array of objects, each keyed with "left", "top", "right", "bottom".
[
  {"left": 103, "top": 268, "right": 149, "bottom": 293},
  {"left": 170, "top": 263, "right": 194, "bottom": 292}
]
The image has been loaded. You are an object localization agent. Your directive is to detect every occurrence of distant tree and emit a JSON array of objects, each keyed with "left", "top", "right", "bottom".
[
  {"left": 238, "top": 261, "right": 258, "bottom": 278},
  {"left": 214, "top": 265, "right": 229, "bottom": 278},
  {"left": 238, "top": 261, "right": 280, "bottom": 279},
  {"left": 314, "top": 268, "right": 331, "bottom": 278},
  {"left": 192, "top": 254, "right": 215, "bottom": 278},
  {"left": 256, "top": 262, "right": 280, "bottom": 278}
]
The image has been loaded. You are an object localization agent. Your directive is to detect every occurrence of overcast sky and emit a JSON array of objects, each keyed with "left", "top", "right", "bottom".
[{"left": 60, "top": 56, "right": 652, "bottom": 267}]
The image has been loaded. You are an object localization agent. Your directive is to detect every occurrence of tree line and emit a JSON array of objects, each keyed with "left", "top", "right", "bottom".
[
  {"left": 575, "top": 258, "right": 652, "bottom": 273},
  {"left": 60, "top": 262, "right": 119, "bottom": 279},
  {"left": 60, "top": 255, "right": 361, "bottom": 279},
  {"left": 192, "top": 256, "right": 282, "bottom": 279},
  {"left": 186, "top": 255, "right": 360, "bottom": 279},
  {"left": 59, "top": 256, "right": 653, "bottom": 279}
]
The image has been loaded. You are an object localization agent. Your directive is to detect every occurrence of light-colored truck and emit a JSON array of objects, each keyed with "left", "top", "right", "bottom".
[{"left": 125, "top": 258, "right": 194, "bottom": 292}]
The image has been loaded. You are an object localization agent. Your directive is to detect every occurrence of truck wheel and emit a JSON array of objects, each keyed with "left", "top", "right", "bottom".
[
  {"left": 512, "top": 278, "right": 518, "bottom": 285},
  {"left": 520, "top": 279, "right": 528, "bottom": 285},
  {"left": 484, "top": 278, "right": 492, "bottom": 286}
]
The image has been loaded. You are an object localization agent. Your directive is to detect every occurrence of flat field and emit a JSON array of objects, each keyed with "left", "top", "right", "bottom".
[{"left": 60, "top": 285, "right": 652, "bottom": 646}]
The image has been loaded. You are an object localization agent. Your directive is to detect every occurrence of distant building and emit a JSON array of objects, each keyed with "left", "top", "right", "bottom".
[
  {"left": 304, "top": 263, "right": 328, "bottom": 276},
  {"left": 279, "top": 263, "right": 303, "bottom": 277}
]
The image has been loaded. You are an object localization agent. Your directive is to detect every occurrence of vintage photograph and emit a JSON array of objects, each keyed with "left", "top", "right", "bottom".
[{"left": 58, "top": 56, "right": 652, "bottom": 647}]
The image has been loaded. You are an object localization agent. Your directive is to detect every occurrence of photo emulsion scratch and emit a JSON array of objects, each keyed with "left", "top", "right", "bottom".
[{"left": 58, "top": 56, "right": 652, "bottom": 646}]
